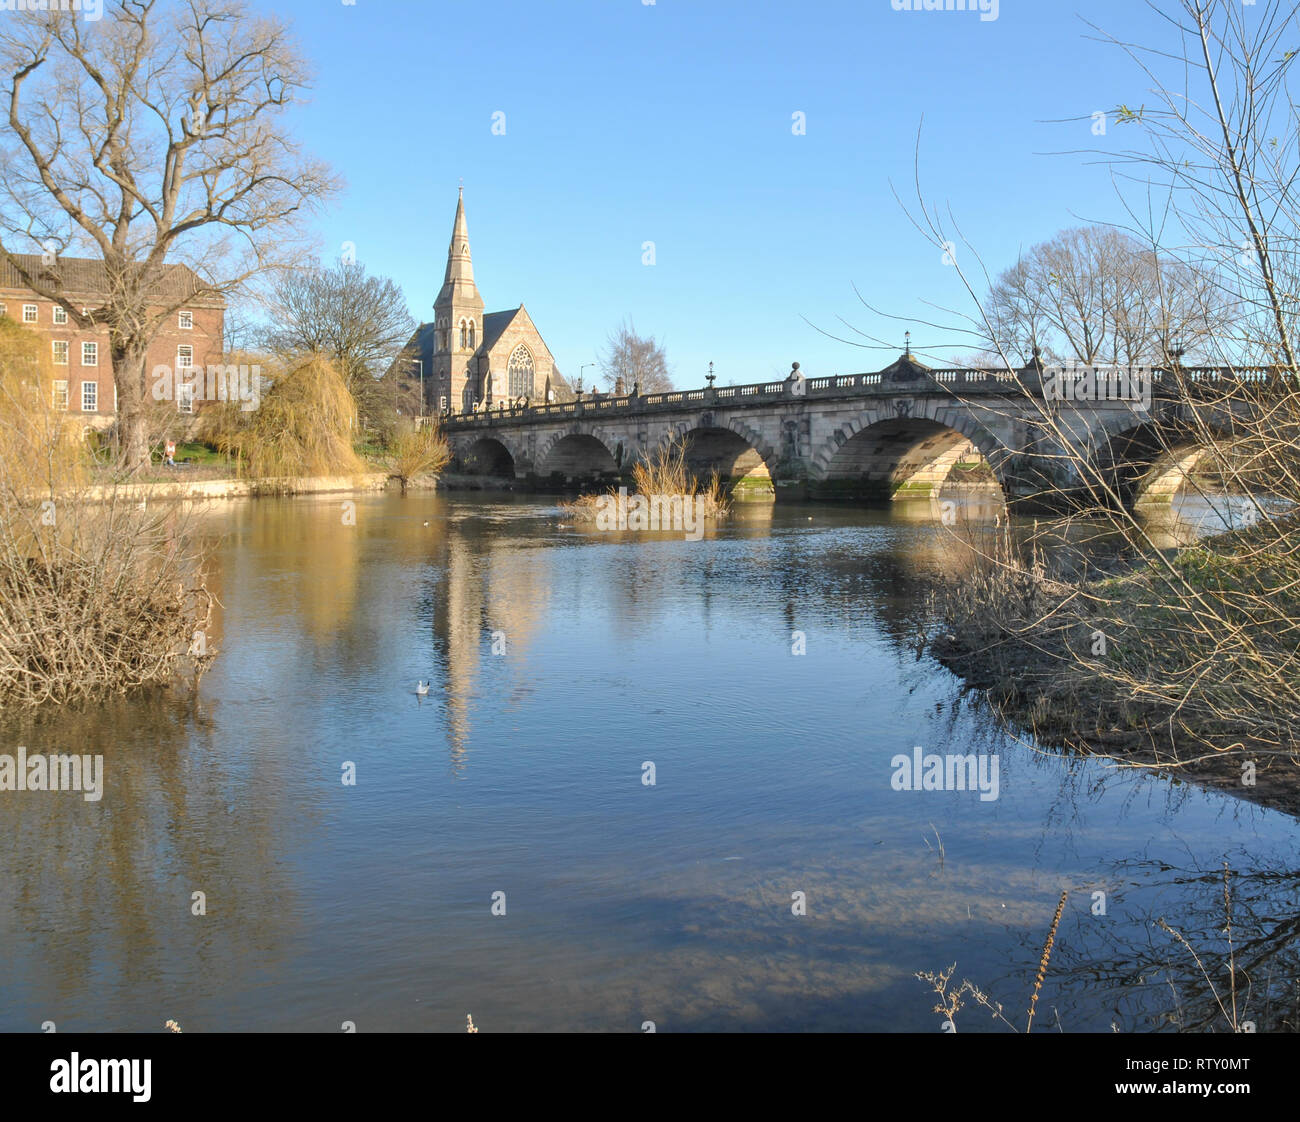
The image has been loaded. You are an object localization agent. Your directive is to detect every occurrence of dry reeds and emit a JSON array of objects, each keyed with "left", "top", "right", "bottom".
[
  {"left": 562, "top": 433, "right": 730, "bottom": 524},
  {"left": 916, "top": 888, "right": 1069, "bottom": 1033},
  {"left": 387, "top": 419, "right": 451, "bottom": 494},
  {"left": 0, "top": 319, "right": 214, "bottom": 708},
  {"left": 1026, "top": 889, "right": 1069, "bottom": 1033}
]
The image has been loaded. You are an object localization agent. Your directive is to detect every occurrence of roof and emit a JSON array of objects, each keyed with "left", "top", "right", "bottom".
[
  {"left": 880, "top": 352, "right": 931, "bottom": 382},
  {"left": 480, "top": 307, "right": 521, "bottom": 353},
  {"left": 0, "top": 254, "right": 224, "bottom": 305}
]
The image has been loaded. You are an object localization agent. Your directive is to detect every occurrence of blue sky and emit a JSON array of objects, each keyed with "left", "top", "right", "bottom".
[{"left": 271, "top": 0, "right": 1183, "bottom": 385}]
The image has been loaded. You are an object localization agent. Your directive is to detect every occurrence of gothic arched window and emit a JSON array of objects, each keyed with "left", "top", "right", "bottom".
[
  {"left": 459, "top": 320, "right": 468, "bottom": 350},
  {"left": 468, "top": 320, "right": 476, "bottom": 349},
  {"left": 507, "top": 344, "right": 534, "bottom": 398}
]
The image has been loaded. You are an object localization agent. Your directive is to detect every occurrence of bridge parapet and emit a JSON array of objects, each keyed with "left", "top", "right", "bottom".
[
  {"left": 440, "top": 363, "right": 1288, "bottom": 437},
  {"left": 442, "top": 367, "right": 1053, "bottom": 431}
]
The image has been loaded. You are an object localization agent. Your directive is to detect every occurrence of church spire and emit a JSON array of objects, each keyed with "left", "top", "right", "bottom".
[{"left": 444, "top": 185, "right": 475, "bottom": 289}]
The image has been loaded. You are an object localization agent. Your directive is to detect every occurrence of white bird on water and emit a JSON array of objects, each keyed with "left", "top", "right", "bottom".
[{"left": 415, "top": 681, "right": 430, "bottom": 696}]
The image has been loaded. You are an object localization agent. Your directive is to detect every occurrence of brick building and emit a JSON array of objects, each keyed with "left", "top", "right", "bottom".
[
  {"left": 0, "top": 255, "right": 225, "bottom": 431},
  {"left": 397, "top": 190, "right": 574, "bottom": 415}
]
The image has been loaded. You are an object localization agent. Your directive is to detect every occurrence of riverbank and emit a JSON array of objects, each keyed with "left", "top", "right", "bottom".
[
  {"left": 80, "top": 471, "right": 392, "bottom": 503},
  {"left": 927, "top": 519, "right": 1300, "bottom": 817},
  {"left": 75, "top": 470, "right": 446, "bottom": 504}
]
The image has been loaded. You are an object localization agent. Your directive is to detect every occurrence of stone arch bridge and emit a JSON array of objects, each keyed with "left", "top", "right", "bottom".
[{"left": 440, "top": 356, "right": 1277, "bottom": 507}]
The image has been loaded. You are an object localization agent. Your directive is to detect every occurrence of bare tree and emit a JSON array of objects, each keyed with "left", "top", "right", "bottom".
[
  {"left": 263, "top": 258, "right": 415, "bottom": 436},
  {"left": 599, "top": 319, "right": 673, "bottom": 393},
  {"left": 0, "top": 0, "right": 338, "bottom": 470},
  {"left": 890, "top": 0, "right": 1300, "bottom": 788},
  {"left": 986, "top": 226, "right": 1233, "bottom": 365}
]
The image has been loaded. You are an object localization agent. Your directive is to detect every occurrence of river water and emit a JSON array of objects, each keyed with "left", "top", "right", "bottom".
[{"left": 1, "top": 491, "right": 1296, "bottom": 1033}]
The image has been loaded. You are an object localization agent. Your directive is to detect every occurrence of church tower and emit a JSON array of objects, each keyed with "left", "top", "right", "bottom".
[{"left": 432, "top": 187, "right": 486, "bottom": 413}]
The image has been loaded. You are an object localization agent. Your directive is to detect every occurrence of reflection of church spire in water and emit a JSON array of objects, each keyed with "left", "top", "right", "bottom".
[
  {"left": 435, "top": 535, "right": 478, "bottom": 772},
  {"left": 430, "top": 511, "right": 553, "bottom": 772}
]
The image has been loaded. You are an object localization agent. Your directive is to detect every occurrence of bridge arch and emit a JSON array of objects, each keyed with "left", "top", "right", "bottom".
[
  {"left": 1091, "top": 416, "right": 1229, "bottom": 508},
  {"left": 536, "top": 426, "right": 621, "bottom": 481},
  {"left": 810, "top": 404, "right": 1008, "bottom": 501},
  {"left": 458, "top": 435, "right": 519, "bottom": 478},
  {"left": 653, "top": 419, "right": 778, "bottom": 499}
]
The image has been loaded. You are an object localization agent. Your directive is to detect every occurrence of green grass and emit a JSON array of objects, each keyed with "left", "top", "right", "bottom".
[
  {"left": 173, "top": 442, "right": 224, "bottom": 464},
  {"left": 149, "top": 441, "right": 226, "bottom": 464}
]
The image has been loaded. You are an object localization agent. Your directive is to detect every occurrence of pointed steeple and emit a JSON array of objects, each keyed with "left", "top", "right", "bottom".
[{"left": 437, "top": 185, "right": 481, "bottom": 305}]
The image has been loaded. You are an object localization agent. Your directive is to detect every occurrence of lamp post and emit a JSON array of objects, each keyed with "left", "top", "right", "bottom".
[
  {"left": 706, "top": 361, "right": 716, "bottom": 388},
  {"left": 580, "top": 362, "right": 597, "bottom": 394}
]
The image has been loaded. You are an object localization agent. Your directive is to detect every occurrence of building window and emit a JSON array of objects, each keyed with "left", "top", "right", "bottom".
[
  {"left": 23, "top": 304, "right": 37, "bottom": 323},
  {"left": 81, "top": 381, "right": 97, "bottom": 412},
  {"left": 52, "top": 380, "right": 68, "bottom": 411},
  {"left": 468, "top": 320, "right": 475, "bottom": 349},
  {"left": 177, "top": 383, "right": 195, "bottom": 414},
  {"left": 82, "top": 341, "right": 97, "bottom": 366},
  {"left": 0, "top": 304, "right": 6, "bottom": 317},
  {"left": 178, "top": 310, "right": 193, "bottom": 330},
  {"left": 52, "top": 340, "right": 69, "bottom": 365},
  {"left": 507, "top": 343, "right": 535, "bottom": 398},
  {"left": 459, "top": 320, "right": 467, "bottom": 349},
  {"left": 52, "top": 305, "right": 67, "bottom": 325},
  {"left": 177, "top": 345, "right": 193, "bottom": 369}
]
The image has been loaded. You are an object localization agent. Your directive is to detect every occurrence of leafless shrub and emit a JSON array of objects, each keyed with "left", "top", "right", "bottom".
[
  {"left": 387, "top": 419, "right": 451, "bottom": 495},
  {"left": 0, "top": 320, "right": 214, "bottom": 708}
]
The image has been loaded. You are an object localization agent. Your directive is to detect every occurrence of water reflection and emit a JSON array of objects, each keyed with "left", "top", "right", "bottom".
[{"left": 0, "top": 489, "right": 1294, "bottom": 1032}]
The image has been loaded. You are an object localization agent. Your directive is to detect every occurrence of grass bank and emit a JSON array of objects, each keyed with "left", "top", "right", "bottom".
[{"left": 926, "top": 515, "right": 1300, "bottom": 816}]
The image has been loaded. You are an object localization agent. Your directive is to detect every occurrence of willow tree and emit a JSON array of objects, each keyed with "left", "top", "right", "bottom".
[
  {"left": 205, "top": 354, "right": 365, "bottom": 481},
  {"left": 0, "top": 0, "right": 338, "bottom": 470}
]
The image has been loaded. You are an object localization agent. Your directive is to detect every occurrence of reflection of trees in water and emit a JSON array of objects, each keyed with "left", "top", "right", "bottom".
[
  {"left": 912, "top": 691, "right": 1300, "bottom": 1034},
  {"left": 1049, "top": 858, "right": 1300, "bottom": 1033},
  {"left": 0, "top": 690, "right": 307, "bottom": 1028}
]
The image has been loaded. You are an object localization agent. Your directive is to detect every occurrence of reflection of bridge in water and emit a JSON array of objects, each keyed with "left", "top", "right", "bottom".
[{"left": 442, "top": 354, "right": 1281, "bottom": 508}]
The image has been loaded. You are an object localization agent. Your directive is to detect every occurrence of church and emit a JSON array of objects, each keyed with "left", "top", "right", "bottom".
[{"left": 401, "top": 190, "right": 574, "bottom": 415}]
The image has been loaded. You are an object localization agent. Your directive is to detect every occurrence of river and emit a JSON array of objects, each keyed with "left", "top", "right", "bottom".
[{"left": 0, "top": 490, "right": 1295, "bottom": 1032}]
